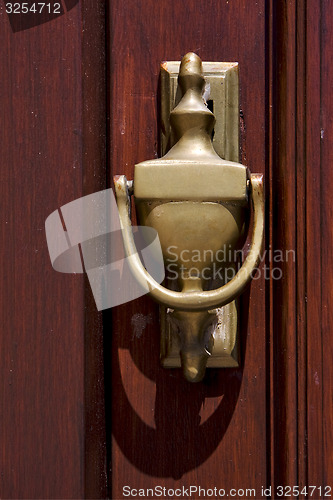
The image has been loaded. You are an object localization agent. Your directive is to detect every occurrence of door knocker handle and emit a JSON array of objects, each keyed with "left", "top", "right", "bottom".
[
  {"left": 114, "top": 174, "right": 264, "bottom": 311},
  {"left": 114, "top": 52, "right": 264, "bottom": 382}
]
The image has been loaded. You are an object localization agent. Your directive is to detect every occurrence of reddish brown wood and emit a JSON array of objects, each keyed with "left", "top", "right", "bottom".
[
  {"left": 267, "top": 0, "right": 275, "bottom": 491},
  {"left": 272, "top": 0, "right": 332, "bottom": 492},
  {"left": 81, "top": 1, "right": 108, "bottom": 498},
  {"left": 295, "top": 0, "right": 308, "bottom": 489},
  {"left": 305, "top": 0, "right": 324, "bottom": 489},
  {"left": 321, "top": 0, "right": 333, "bottom": 489},
  {"left": 272, "top": 1, "right": 299, "bottom": 488},
  {"left": 108, "top": 1, "right": 267, "bottom": 497},
  {"left": 108, "top": 1, "right": 333, "bottom": 496},
  {"left": 0, "top": 0, "right": 332, "bottom": 497},
  {"left": 0, "top": 2, "right": 107, "bottom": 498}
]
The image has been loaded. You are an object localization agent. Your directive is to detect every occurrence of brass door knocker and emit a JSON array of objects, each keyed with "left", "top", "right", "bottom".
[{"left": 114, "top": 53, "right": 264, "bottom": 382}]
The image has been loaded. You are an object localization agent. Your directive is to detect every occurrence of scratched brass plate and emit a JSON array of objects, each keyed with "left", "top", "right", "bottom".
[
  {"left": 159, "top": 60, "right": 240, "bottom": 368},
  {"left": 160, "top": 301, "right": 239, "bottom": 368}
]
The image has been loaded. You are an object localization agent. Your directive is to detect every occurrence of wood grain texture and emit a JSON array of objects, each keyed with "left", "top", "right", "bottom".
[
  {"left": 272, "top": 0, "right": 300, "bottom": 487},
  {"left": 305, "top": 0, "right": 323, "bottom": 489},
  {"left": 321, "top": 0, "right": 333, "bottom": 489},
  {"left": 0, "top": 2, "right": 107, "bottom": 498},
  {"left": 1, "top": 0, "right": 331, "bottom": 497},
  {"left": 107, "top": 1, "right": 268, "bottom": 497},
  {"left": 272, "top": 0, "right": 332, "bottom": 491},
  {"left": 81, "top": 1, "right": 108, "bottom": 498},
  {"left": 81, "top": 0, "right": 107, "bottom": 499}
]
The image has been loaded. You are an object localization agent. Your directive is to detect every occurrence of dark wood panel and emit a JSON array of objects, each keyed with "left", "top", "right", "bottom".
[
  {"left": 0, "top": 2, "right": 107, "bottom": 498},
  {"left": 0, "top": 9, "right": 84, "bottom": 497},
  {"left": 305, "top": 0, "right": 323, "bottom": 488},
  {"left": 272, "top": 1, "right": 299, "bottom": 487},
  {"left": 108, "top": 1, "right": 268, "bottom": 497},
  {"left": 272, "top": 0, "right": 331, "bottom": 491},
  {"left": 321, "top": 0, "right": 333, "bottom": 488},
  {"left": 81, "top": 1, "right": 108, "bottom": 498},
  {"left": 295, "top": 0, "right": 308, "bottom": 488}
]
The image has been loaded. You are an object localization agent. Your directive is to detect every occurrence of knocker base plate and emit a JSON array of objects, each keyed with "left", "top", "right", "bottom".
[
  {"left": 160, "top": 301, "right": 239, "bottom": 368},
  {"left": 159, "top": 58, "right": 241, "bottom": 372}
]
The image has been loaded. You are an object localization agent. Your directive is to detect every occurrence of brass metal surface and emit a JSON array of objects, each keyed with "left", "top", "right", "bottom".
[
  {"left": 134, "top": 161, "right": 247, "bottom": 201},
  {"left": 160, "top": 60, "right": 239, "bottom": 161},
  {"left": 114, "top": 52, "right": 264, "bottom": 382},
  {"left": 114, "top": 173, "right": 264, "bottom": 312},
  {"left": 160, "top": 302, "right": 239, "bottom": 369}
]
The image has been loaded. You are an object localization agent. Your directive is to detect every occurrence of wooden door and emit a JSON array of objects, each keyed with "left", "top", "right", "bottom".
[
  {"left": 1, "top": 1, "right": 332, "bottom": 499},
  {"left": 107, "top": 0, "right": 267, "bottom": 497},
  {"left": 0, "top": 2, "right": 107, "bottom": 498}
]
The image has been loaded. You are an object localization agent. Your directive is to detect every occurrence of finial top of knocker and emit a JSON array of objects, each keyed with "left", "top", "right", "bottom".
[{"left": 170, "top": 52, "right": 215, "bottom": 145}]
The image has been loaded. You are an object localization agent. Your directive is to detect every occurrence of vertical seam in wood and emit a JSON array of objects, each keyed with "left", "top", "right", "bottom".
[
  {"left": 272, "top": 0, "right": 299, "bottom": 486},
  {"left": 81, "top": 0, "right": 108, "bottom": 497},
  {"left": 296, "top": 0, "right": 308, "bottom": 489},
  {"left": 104, "top": 3, "right": 112, "bottom": 498},
  {"left": 319, "top": 0, "right": 324, "bottom": 487},
  {"left": 267, "top": 0, "right": 274, "bottom": 491}
]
